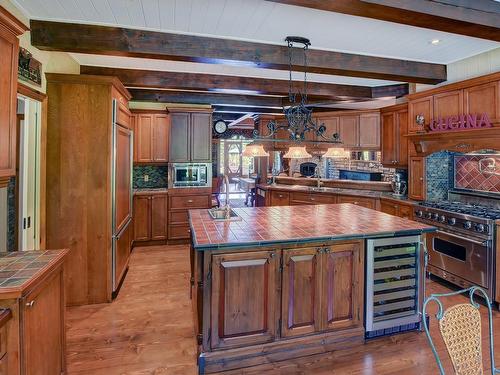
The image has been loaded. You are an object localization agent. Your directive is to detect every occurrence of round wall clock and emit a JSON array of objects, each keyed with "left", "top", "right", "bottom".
[{"left": 214, "top": 120, "right": 228, "bottom": 134}]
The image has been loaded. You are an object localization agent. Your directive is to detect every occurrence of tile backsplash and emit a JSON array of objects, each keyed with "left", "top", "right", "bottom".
[
  {"left": 426, "top": 151, "right": 455, "bottom": 201},
  {"left": 454, "top": 154, "right": 500, "bottom": 194},
  {"left": 133, "top": 166, "right": 168, "bottom": 189}
]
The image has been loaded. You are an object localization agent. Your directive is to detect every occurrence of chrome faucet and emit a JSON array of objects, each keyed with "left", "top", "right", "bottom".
[{"left": 223, "top": 174, "right": 231, "bottom": 218}]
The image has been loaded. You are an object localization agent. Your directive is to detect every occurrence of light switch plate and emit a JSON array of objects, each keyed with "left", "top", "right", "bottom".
[{"left": 144, "top": 175, "right": 149, "bottom": 182}]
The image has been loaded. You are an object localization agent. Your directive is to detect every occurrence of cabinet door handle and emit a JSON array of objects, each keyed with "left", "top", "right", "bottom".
[
  {"left": 420, "top": 177, "right": 424, "bottom": 181},
  {"left": 354, "top": 201, "right": 359, "bottom": 205},
  {"left": 187, "top": 199, "right": 193, "bottom": 203},
  {"left": 278, "top": 194, "right": 283, "bottom": 198},
  {"left": 26, "top": 300, "right": 35, "bottom": 308},
  {"left": 310, "top": 197, "right": 315, "bottom": 201},
  {"left": 316, "top": 248, "right": 323, "bottom": 254}
]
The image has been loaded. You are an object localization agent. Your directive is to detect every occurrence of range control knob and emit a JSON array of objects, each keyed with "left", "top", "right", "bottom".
[
  {"left": 426, "top": 212, "right": 433, "bottom": 219},
  {"left": 433, "top": 213, "right": 439, "bottom": 221},
  {"left": 476, "top": 224, "right": 485, "bottom": 233},
  {"left": 448, "top": 218, "right": 456, "bottom": 225},
  {"left": 464, "top": 221, "right": 472, "bottom": 229},
  {"left": 416, "top": 210, "right": 423, "bottom": 218},
  {"left": 439, "top": 215, "right": 446, "bottom": 223}
]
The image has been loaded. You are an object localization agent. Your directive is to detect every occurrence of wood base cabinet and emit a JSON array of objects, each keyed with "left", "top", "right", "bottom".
[
  {"left": 168, "top": 191, "right": 211, "bottom": 241},
  {"left": 133, "top": 193, "right": 168, "bottom": 243},
  {"left": 380, "top": 199, "right": 414, "bottom": 220},
  {"left": 409, "top": 157, "right": 426, "bottom": 201},
  {"left": 195, "top": 241, "right": 364, "bottom": 373}
]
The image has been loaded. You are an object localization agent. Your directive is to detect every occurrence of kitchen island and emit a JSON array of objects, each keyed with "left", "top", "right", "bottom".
[{"left": 189, "top": 204, "right": 435, "bottom": 374}]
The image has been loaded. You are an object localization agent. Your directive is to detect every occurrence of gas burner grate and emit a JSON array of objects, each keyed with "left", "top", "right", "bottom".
[{"left": 419, "top": 201, "right": 500, "bottom": 220}]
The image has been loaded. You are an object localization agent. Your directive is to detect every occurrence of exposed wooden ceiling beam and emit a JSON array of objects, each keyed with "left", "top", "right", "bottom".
[
  {"left": 31, "top": 20, "right": 446, "bottom": 84},
  {"left": 81, "top": 66, "right": 373, "bottom": 99},
  {"left": 228, "top": 114, "right": 255, "bottom": 128},
  {"left": 213, "top": 113, "right": 248, "bottom": 121},
  {"left": 128, "top": 89, "right": 285, "bottom": 107},
  {"left": 266, "top": 0, "right": 500, "bottom": 42},
  {"left": 213, "top": 106, "right": 284, "bottom": 115}
]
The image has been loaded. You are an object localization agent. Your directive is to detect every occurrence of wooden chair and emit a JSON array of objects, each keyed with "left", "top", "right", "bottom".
[
  {"left": 423, "top": 286, "right": 500, "bottom": 375},
  {"left": 211, "top": 176, "right": 223, "bottom": 208}
]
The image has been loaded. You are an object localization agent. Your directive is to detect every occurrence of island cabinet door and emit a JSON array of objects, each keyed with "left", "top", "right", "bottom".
[
  {"left": 320, "top": 242, "right": 363, "bottom": 332},
  {"left": 210, "top": 250, "right": 279, "bottom": 350},
  {"left": 281, "top": 248, "right": 322, "bottom": 337}
]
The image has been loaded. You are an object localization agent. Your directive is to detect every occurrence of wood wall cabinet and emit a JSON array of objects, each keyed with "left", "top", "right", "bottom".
[
  {"left": 210, "top": 250, "right": 279, "bottom": 350},
  {"left": 339, "top": 115, "right": 360, "bottom": 149},
  {"left": 409, "top": 157, "right": 426, "bottom": 201},
  {"left": 0, "top": 8, "right": 27, "bottom": 178},
  {"left": 408, "top": 96, "right": 433, "bottom": 134},
  {"left": 133, "top": 193, "right": 168, "bottom": 242},
  {"left": 433, "top": 90, "right": 463, "bottom": 119},
  {"left": 46, "top": 74, "right": 132, "bottom": 305},
  {"left": 381, "top": 103, "right": 408, "bottom": 167},
  {"left": 133, "top": 111, "right": 170, "bottom": 163},
  {"left": 169, "top": 109, "right": 212, "bottom": 163},
  {"left": 464, "top": 81, "right": 499, "bottom": 123},
  {"left": 358, "top": 112, "right": 380, "bottom": 149}
]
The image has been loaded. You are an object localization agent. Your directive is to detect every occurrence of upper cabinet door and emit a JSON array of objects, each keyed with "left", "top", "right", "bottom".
[
  {"left": 136, "top": 114, "right": 153, "bottom": 163},
  {"left": 433, "top": 90, "right": 464, "bottom": 119},
  {"left": 281, "top": 247, "right": 322, "bottom": 337},
  {"left": 0, "top": 26, "right": 20, "bottom": 178},
  {"left": 210, "top": 250, "right": 278, "bottom": 350},
  {"left": 381, "top": 112, "right": 397, "bottom": 166},
  {"left": 409, "top": 156, "right": 426, "bottom": 201},
  {"left": 152, "top": 114, "right": 170, "bottom": 162},
  {"left": 339, "top": 115, "right": 359, "bottom": 148},
  {"left": 321, "top": 242, "right": 363, "bottom": 332},
  {"left": 408, "top": 96, "right": 433, "bottom": 133},
  {"left": 190, "top": 113, "right": 212, "bottom": 162},
  {"left": 359, "top": 112, "right": 380, "bottom": 149},
  {"left": 464, "top": 82, "right": 499, "bottom": 123},
  {"left": 396, "top": 109, "right": 408, "bottom": 166},
  {"left": 169, "top": 113, "right": 190, "bottom": 162}
]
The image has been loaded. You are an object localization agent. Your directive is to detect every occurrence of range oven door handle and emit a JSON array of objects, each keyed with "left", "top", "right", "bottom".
[{"left": 435, "top": 230, "right": 489, "bottom": 247}]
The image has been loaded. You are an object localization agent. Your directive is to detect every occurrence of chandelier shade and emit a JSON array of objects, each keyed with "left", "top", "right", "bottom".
[
  {"left": 283, "top": 146, "right": 312, "bottom": 159},
  {"left": 242, "top": 143, "right": 269, "bottom": 157},
  {"left": 323, "top": 147, "right": 348, "bottom": 158}
]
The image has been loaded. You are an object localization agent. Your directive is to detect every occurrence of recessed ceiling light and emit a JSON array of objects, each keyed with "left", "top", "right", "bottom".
[{"left": 430, "top": 39, "right": 441, "bottom": 45}]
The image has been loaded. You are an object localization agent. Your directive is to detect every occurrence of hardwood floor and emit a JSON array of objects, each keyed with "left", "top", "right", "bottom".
[{"left": 66, "top": 245, "right": 500, "bottom": 374}]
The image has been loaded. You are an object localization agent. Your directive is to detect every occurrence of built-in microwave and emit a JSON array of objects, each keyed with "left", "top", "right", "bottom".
[{"left": 169, "top": 163, "right": 212, "bottom": 188}]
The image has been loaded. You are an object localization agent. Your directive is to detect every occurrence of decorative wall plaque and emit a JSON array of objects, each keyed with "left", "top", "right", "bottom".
[
  {"left": 429, "top": 113, "right": 492, "bottom": 132},
  {"left": 18, "top": 47, "right": 42, "bottom": 87}
]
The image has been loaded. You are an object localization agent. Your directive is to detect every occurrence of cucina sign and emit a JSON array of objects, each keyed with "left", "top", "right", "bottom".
[{"left": 429, "top": 113, "right": 492, "bottom": 132}]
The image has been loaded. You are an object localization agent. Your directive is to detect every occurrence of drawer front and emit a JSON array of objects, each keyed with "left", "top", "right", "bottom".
[
  {"left": 169, "top": 210, "right": 189, "bottom": 224},
  {"left": 380, "top": 200, "right": 398, "bottom": 216},
  {"left": 399, "top": 204, "right": 413, "bottom": 220},
  {"left": 169, "top": 224, "right": 191, "bottom": 240},
  {"left": 270, "top": 191, "right": 290, "bottom": 206},
  {"left": 337, "top": 195, "right": 376, "bottom": 209},
  {"left": 170, "top": 194, "right": 211, "bottom": 209},
  {"left": 290, "top": 192, "right": 335, "bottom": 205}
]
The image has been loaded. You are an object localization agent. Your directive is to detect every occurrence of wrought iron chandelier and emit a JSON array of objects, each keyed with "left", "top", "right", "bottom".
[{"left": 253, "top": 36, "right": 342, "bottom": 146}]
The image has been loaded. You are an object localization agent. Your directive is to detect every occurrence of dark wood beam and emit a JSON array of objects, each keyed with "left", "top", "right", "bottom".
[
  {"left": 371, "top": 83, "right": 409, "bottom": 98},
  {"left": 32, "top": 20, "right": 446, "bottom": 84},
  {"left": 213, "top": 113, "right": 249, "bottom": 121},
  {"left": 129, "top": 89, "right": 285, "bottom": 107},
  {"left": 266, "top": 0, "right": 500, "bottom": 42},
  {"left": 213, "top": 106, "right": 284, "bottom": 115},
  {"left": 81, "top": 66, "right": 374, "bottom": 99}
]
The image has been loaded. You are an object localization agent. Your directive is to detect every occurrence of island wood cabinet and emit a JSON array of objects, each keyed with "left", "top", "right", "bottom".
[
  {"left": 132, "top": 111, "right": 170, "bottom": 163},
  {"left": 337, "top": 195, "right": 377, "bottom": 209},
  {"left": 282, "top": 242, "right": 362, "bottom": 338},
  {"left": 409, "top": 157, "right": 426, "bottom": 201},
  {"left": 0, "top": 8, "right": 27, "bottom": 178},
  {"left": 133, "top": 193, "right": 168, "bottom": 242},
  {"left": 270, "top": 190, "right": 290, "bottom": 206},
  {"left": 169, "top": 110, "right": 212, "bottom": 163},
  {"left": 290, "top": 192, "right": 336, "bottom": 205},
  {"left": 381, "top": 103, "right": 408, "bottom": 167}
]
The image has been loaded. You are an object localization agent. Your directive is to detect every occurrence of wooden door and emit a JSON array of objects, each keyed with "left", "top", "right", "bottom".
[
  {"left": 464, "top": 82, "right": 499, "bottom": 123},
  {"left": 381, "top": 112, "right": 396, "bottom": 166},
  {"left": 339, "top": 115, "right": 359, "bottom": 148},
  {"left": 408, "top": 96, "right": 432, "bottom": 133},
  {"left": 133, "top": 195, "right": 151, "bottom": 241},
  {"left": 359, "top": 112, "right": 380, "bottom": 149},
  {"left": 114, "top": 220, "right": 131, "bottom": 290},
  {"left": 190, "top": 112, "right": 212, "bottom": 162},
  {"left": 0, "top": 25, "right": 20, "bottom": 177},
  {"left": 22, "top": 270, "right": 64, "bottom": 375},
  {"left": 321, "top": 242, "right": 363, "bottom": 331},
  {"left": 114, "top": 124, "right": 132, "bottom": 234},
  {"left": 395, "top": 109, "right": 408, "bottom": 166},
  {"left": 210, "top": 250, "right": 279, "bottom": 349},
  {"left": 434, "top": 90, "right": 463, "bottom": 119},
  {"left": 136, "top": 114, "right": 153, "bottom": 162},
  {"left": 152, "top": 114, "right": 170, "bottom": 162},
  {"left": 270, "top": 191, "right": 289, "bottom": 206},
  {"left": 151, "top": 195, "right": 167, "bottom": 240},
  {"left": 169, "top": 113, "right": 190, "bottom": 162},
  {"left": 409, "top": 157, "right": 426, "bottom": 201},
  {"left": 281, "top": 248, "right": 321, "bottom": 337}
]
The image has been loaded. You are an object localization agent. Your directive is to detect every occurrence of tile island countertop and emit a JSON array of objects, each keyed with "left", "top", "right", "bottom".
[
  {"left": 189, "top": 204, "right": 436, "bottom": 250},
  {"left": 0, "top": 249, "right": 68, "bottom": 298}
]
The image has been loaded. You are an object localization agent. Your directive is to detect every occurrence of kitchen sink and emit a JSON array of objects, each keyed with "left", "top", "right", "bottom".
[{"left": 208, "top": 207, "right": 241, "bottom": 221}]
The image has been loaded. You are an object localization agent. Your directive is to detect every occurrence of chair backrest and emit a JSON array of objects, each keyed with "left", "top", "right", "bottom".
[{"left": 423, "top": 286, "right": 499, "bottom": 375}]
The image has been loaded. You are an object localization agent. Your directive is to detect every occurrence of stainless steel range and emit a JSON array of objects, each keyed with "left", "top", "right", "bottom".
[{"left": 413, "top": 190, "right": 500, "bottom": 299}]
